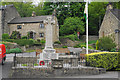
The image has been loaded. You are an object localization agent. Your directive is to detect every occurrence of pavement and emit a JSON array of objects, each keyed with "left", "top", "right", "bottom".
[{"left": 0, "top": 52, "right": 119, "bottom": 79}]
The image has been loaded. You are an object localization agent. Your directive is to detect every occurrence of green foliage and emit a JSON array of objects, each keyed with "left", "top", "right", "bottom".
[
  {"left": 10, "top": 31, "right": 20, "bottom": 39},
  {"left": 40, "top": 39, "right": 45, "bottom": 44},
  {"left": 4, "top": 39, "right": 14, "bottom": 42},
  {"left": 21, "top": 36, "right": 27, "bottom": 39},
  {"left": 96, "top": 40, "right": 99, "bottom": 50},
  {"left": 6, "top": 39, "right": 35, "bottom": 46},
  {"left": 86, "top": 52, "right": 120, "bottom": 70},
  {"left": 88, "top": 2, "right": 108, "bottom": 35},
  {"left": 54, "top": 41, "right": 61, "bottom": 44},
  {"left": 63, "top": 34, "right": 80, "bottom": 41},
  {"left": 42, "top": 2, "right": 85, "bottom": 26},
  {"left": 2, "top": 2, "right": 35, "bottom": 17},
  {"left": 110, "top": 48, "right": 117, "bottom": 52},
  {"left": 88, "top": 40, "right": 97, "bottom": 44},
  {"left": 15, "top": 39, "right": 35, "bottom": 46},
  {"left": 60, "top": 17, "right": 85, "bottom": 36},
  {"left": 6, "top": 48, "right": 22, "bottom": 54},
  {"left": 25, "top": 50, "right": 36, "bottom": 53},
  {"left": 73, "top": 44, "right": 94, "bottom": 49},
  {"left": 2, "top": 33, "right": 10, "bottom": 40},
  {"left": 62, "top": 46, "right": 68, "bottom": 48},
  {"left": 97, "top": 37, "right": 116, "bottom": 51}
]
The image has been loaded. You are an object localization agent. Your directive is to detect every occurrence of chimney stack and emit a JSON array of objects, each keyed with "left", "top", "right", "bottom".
[
  {"left": 32, "top": 11, "right": 36, "bottom": 17},
  {"left": 106, "top": 2, "right": 113, "bottom": 10}
]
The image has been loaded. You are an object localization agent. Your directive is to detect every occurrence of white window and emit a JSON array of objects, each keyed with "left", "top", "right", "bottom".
[
  {"left": 40, "top": 33, "right": 44, "bottom": 37},
  {"left": 17, "top": 25, "right": 22, "bottom": 29},
  {"left": 40, "top": 24, "right": 44, "bottom": 28}
]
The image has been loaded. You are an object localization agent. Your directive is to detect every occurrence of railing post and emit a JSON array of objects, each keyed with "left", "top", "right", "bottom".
[{"left": 14, "top": 53, "right": 16, "bottom": 67}]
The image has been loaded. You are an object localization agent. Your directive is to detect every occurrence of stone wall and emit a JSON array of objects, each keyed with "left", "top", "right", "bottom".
[
  {"left": 11, "top": 56, "right": 106, "bottom": 78},
  {"left": 11, "top": 67, "right": 106, "bottom": 78},
  {"left": 82, "top": 35, "right": 99, "bottom": 41},
  {"left": 14, "top": 57, "right": 37, "bottom": 64}
]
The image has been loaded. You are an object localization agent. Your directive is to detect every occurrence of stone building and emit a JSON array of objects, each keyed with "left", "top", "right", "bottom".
[
  {"left": 0, "top": 4, "right": 20, "bottom": 40},
  {"left": 99, "top": 3, "right": 120, "bottom": 48},
  {"left": 0, "top": 5, "right": 59, "bottom": 42}
]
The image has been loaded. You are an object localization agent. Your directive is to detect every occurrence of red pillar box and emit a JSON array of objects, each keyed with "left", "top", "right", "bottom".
[{"left": 39, "top": 61, "right": 45, "bottom": 66}]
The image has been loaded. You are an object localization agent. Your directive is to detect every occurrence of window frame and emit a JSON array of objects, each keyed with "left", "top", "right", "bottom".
[
  {"left": 17, "top": 25, "right": 22, "bottom": 29},
  {"left": 39, "top": 33, "right": 44, "bottom": 37},
  {"left": 40, "top": 23, "right": 44, "bottom": 28}
]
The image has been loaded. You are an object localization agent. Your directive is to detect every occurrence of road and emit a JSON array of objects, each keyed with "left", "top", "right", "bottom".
[{"left": 0, "top": 52, "right": 119, "bottom": 79}]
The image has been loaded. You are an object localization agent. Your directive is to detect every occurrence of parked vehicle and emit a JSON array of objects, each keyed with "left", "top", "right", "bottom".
[{"left": 0, "top": 44, "right": 6, "bottom": 65}]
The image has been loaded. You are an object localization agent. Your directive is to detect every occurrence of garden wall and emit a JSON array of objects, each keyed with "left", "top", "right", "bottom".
[
  {"left": 11, "top": 67, "right": 106, "bottom": 78},
  {"left": 82, "top": 35, "right": 99, "bottom": 41}
]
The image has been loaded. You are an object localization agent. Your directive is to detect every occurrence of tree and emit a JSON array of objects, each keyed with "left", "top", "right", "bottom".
[
  {"left": 60, "top": 17, "right": 85, "bottom": 36},
  {"left": 42, "top": 2, "right": 85, "bottom": 25},
  {"left": 88, "top": 2, "right": 108, "bottom": 35}
]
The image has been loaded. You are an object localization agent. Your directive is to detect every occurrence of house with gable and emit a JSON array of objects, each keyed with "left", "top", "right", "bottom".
[
  {"left": 0, "top": 4, "right": 59, "bottom": 42},
  {"left": 99, "top": 3, "right": 120, "bottom": 48}
]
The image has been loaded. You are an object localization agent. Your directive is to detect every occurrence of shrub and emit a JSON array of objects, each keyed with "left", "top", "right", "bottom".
[
  {"left": 73, "top": 44, "right": 80, "bottom": 48},
  {"left": 2, "top": 33, "right": 10, "bottom": 40},
  {"left": 21, "top": 36, "right": 27, "bottom": 39},
  {"left": 97, "top": 37, "right": 116, "bottom": 51},
  {"left": 86, "top": 52, "right": 120, "bottom": 70},
  {"left": 62, "top": 46, "right": 68, "bottom": 48},
  {"left": 54, "top": 41, "right": 61, "bottom": 44},
  {"left": 96, "top": 40, "right": 99, "bottom": 50},
  {"left": 10, "top": 31, "right": 20, "bottom": 39},
  {"left": 6, "top": 48, "right": 22, "bottom": 54},
  {"left": 14, "top": 39, "right": 34, "bottom": 46},
  {"left": 73, "top": 44, "right": 94, "bottom": 49},
  {"left": 40, "top": 39, "right": 45, "bottom": 44},
  {"left": 64, "top": 34, "right": 78, "bottom": 41},
  {"left": 4, "top": 39, "right": 14, "bottom": 42}
]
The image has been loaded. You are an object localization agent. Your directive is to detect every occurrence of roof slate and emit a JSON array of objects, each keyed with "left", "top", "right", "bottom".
[
  {"left": 110, "top": 9, "right": 120, "bottom": 21},
  {"left": 8, "top": 15, "right": 52, "bottom": 24}
]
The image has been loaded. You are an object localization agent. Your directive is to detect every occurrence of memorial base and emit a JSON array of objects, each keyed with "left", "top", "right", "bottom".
[{"left": 38, "top": 48, "right": 59, "bottom": 66}]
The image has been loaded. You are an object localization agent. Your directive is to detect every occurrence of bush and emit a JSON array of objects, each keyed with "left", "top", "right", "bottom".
[
  {"left": 4, "top": 39, "right": 14, "bottom": 42},
  {"left": 6, "top": 48, "right": 22, "bottom": 54},
  {"left": 40, "top": 39, "right": 45, "bottom": 44},
  {"left": 21, "top": 36, "right": 27, "bottom": 39},
  {"left": 10, "top": 31, "right": 20, "bottom": 39},
  {"left": 54, "top": 41, "right": 61, "bottom": 44},
  {"left": 96, "top": 40, "right": 98, "bottom": 50},
  {"left": 97, "top": 37, "right": 116, "bottom": 51},
  {"left": 73, "top": 44, "right": 94, "bottom": 49},
  {"left": 86, "top": 52, "right": 120, "bottom": 70},
  {"left": 14, "top": 39, "right": 35, "bottom": 46},
  {"left": 63, "top": 34, "right": 78, "bottom": 41},
  {"left": 2, "top": 33, "right": 10, "bottom": 40},
  {"left": 62, "top": 46, "right": 68, "bottom": 48}
]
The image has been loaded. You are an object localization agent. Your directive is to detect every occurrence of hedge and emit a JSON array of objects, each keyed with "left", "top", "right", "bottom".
[
  {"left": 86, "top": 52, "right": 120, "bottom": 70},
  {"left": 6, "top": 48, "right": 22, "bottom": 54},
  {"left": 4, "top": 39, "right": 35, "bottom": 46}
]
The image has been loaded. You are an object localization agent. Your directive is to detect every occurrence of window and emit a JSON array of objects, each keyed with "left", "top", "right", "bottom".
[
  {"left": 17, "top": 25, "right": 22, "bottom": 29},
  {"left": 40, "top": 24, "right": 44, "bottom": 28},
  {"left": 40, "top": 33, "right": 44, "bottom": 37}
]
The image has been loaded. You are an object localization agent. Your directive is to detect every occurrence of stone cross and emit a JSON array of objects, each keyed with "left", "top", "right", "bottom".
[
  {"left": 44, "top": 16, "right": 55, "bottom": 49},
  {"left": 39, "top": 16, "right": 58, "bottom": 61}
]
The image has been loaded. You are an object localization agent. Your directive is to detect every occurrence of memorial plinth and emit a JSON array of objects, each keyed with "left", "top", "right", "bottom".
[{"left": 38, "top": 16, "right": 58, "bottom": 65}]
